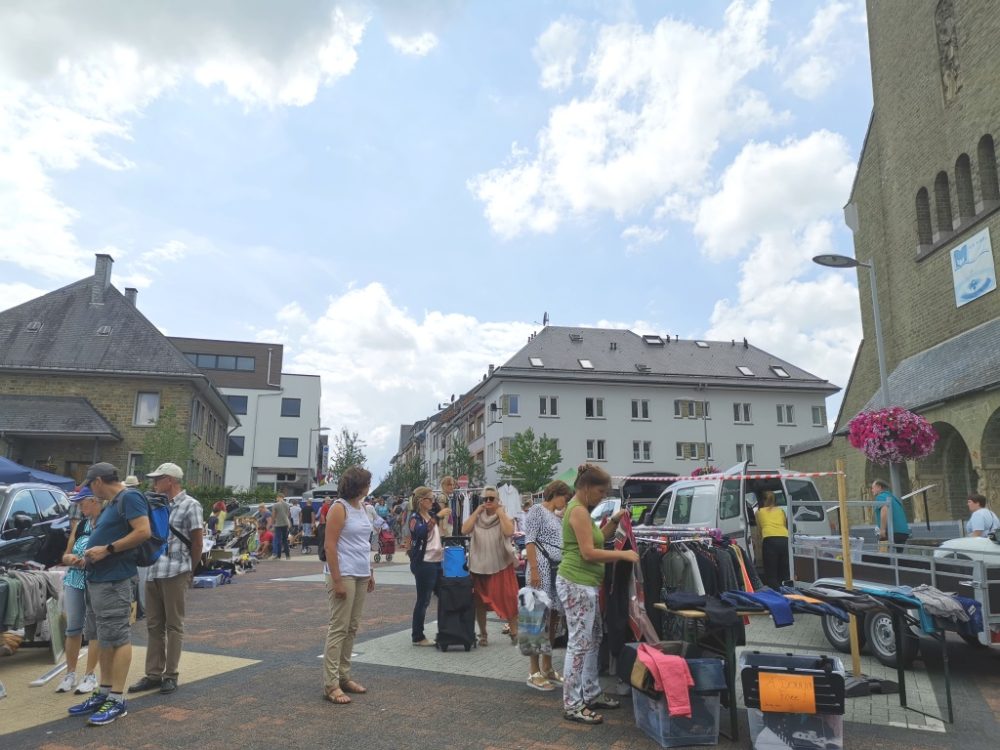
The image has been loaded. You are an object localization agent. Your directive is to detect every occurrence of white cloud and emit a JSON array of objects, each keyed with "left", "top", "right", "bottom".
[
  {"left": 785, "top": 56, "right": 838, "bottom": 100},
  {"left": 388, "top": 32, "right": 439, "bottom": 56},
  {"left": 534, "top": 18, "right": 585, "bottom": 91},
  {"left": 694, "top": 130, "right": 855, "bottom": 259},
  {"left": 781, "top": 1, "right": 862, "bottom": 100},
  {"left": 263, "top": 282, "right": 535, "bottom": 472},
  {"left": 470, "top": 0, "right": 777, "bottom": 238},
  {"left": 621, "top": 224, "right": 667, "bottom": 254},
  {"left": 0, "top": 282, "right": 47, "bottom": 312}
]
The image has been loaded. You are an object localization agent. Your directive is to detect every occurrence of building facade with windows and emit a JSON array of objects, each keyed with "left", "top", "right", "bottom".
[
  {"left": 0, "top": 255, "right": 234, "bottom": 486},
  {"left": 787, "top": 0, "right": 1000, "bottom": 519},
  {"left": 457, "top": 326, "right": 838, "bottom": 488},
  {"left": 168, "top": 337, "right": 323, "bottom": 494}
]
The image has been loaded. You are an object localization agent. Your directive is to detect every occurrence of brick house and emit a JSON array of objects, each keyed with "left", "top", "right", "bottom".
[
  {"left": 787, "top": 0, "right": 1000, "bottom": 521},
  {"left": 0, "top": 254, "right": 236, "bottom": 486}
]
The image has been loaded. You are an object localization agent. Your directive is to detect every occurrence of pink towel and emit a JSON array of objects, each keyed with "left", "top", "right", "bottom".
[{"left": 636, "top": 645, "right": 695, "bottom": 718}]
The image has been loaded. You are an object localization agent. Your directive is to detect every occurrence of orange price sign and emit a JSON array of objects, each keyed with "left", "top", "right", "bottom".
[{"left": 758, "top": 672, "right": 816, "bottom": 713}]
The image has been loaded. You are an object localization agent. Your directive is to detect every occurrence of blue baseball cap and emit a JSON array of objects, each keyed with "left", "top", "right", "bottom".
[{"left": 71, "top": 487, "right": 95, "bottom": 503}]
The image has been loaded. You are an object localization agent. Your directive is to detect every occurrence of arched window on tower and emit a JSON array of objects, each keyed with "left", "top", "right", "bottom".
[
  {"left": 915, "top": 188, "right": 932, "bottom": 246},
  {"left": 955, "top": 154, "right": 975, "bottom": 221},
  {"left": 934, "top": 170, "right": 954, "bottom": 237},
  {"left": 978, "top": 134, "right": 999, "bottom": 206}
]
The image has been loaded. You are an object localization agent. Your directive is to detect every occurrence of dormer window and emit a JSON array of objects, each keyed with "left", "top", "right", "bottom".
[
  {"left": 737, "top": 366, "right": 754, "bottom": 376},
  {"left": 529, "top": 357, "right": 544, "bottom": 367}
]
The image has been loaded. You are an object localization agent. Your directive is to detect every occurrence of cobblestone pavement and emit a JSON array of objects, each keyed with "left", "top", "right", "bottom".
[{"left": 2, "top": 556, "right": 998, "bottom": 750}]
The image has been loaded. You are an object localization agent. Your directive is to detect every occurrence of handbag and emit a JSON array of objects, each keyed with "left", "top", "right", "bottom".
[{"left": 534, "top": 539, "right": 562, "bottom": 590}]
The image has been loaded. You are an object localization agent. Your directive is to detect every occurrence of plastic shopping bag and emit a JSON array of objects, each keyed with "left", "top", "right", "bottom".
[{"left": 517, "top": 586, "right": 552, "bottom": 656}]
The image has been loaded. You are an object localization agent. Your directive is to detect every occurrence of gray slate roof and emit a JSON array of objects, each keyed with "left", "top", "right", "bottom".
[
  {"left": 0, "top": 395, "right": 121, "bottom": 439},
  {"left": 858, "top": 317, "right": 1000, "bottom": 414},
  {"left": 782, "top": 433, "right": 833, "bottom": 458},
  {"left": 0, "top": 278, "right": 201, "bottom": 376},
  {"left": 496, "top": 326, "right": 838, "bottom": 393}
]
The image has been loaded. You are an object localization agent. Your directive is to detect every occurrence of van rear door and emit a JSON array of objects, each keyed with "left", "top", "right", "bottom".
[{"left": 721, "top": 462, "right": 751, "bottom": 556}]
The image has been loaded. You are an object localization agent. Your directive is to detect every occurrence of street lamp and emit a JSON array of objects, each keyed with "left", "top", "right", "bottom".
[
  {"left": 812, "top": 254, "right": 902, "bottom": 499},
  {"left": 307, "top": 427, "right": 330, "bottom": 492}
]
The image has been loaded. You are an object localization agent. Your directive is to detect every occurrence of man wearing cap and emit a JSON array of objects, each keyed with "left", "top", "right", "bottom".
[
  {"left": 67, "top": 462, "right": 151, "bottom": 726},
  {"left": 129, "top": 462, "right": 203, "bottom": 696}
]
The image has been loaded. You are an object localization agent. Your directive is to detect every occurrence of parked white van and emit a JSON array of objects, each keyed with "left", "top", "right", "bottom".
[{"left": 641, "top": 462, "right": 835, "bottom": 562}]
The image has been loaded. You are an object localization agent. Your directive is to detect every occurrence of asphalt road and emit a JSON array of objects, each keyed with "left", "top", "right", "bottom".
[{"left": 3, "top": 557, "right": 999, "bottom": 750}]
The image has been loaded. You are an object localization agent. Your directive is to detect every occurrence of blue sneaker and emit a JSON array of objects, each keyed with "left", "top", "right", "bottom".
[
  {"left": 87, "top": 697, "right": 127, "bottom": 725},
  {"left": 67, "top": 691, "right": 107, "bottom": 716}
]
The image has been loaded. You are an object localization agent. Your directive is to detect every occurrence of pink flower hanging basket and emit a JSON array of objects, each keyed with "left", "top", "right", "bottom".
[{"left": 847, "top": 407, "right": 939, "bottom": 465}]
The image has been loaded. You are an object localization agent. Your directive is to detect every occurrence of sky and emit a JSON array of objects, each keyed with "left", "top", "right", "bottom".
[{"left": 0, "top": 0, "right": 874, "bottom": 481}]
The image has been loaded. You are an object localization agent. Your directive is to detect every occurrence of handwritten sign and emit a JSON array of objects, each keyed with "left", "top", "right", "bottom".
[{"left": 759, "top": 672, "right": 816, "bottom": 713}]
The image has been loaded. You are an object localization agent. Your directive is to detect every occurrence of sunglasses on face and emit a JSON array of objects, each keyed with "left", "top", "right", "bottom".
[{"left": 483, "top": 496, "right": 497, "bottom": 502}]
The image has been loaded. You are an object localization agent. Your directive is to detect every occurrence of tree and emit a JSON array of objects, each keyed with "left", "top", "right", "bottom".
[
  {"left": 443, "top": 443, "right": 485, "bottom": 486},
  {"left": 140, "top": 406, "right": 192, "bottom": 483},
  {"left": 497, "top": 428, "right": 561, "bottom": 493},
  {"left": 329, "top": 428, "right": 368, "bottom": 480},
  {"left": 373, "top": 455, "right": 427, "bottom": 497}
]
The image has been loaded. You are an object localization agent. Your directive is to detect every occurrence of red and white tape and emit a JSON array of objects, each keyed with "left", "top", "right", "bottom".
[{"left": 612, "top": 471, "right": 844, "bottom": 482}]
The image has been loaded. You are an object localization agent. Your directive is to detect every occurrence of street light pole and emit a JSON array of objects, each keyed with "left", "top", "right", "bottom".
[
  {"left": 307, "top": 426, "right": 330, "bottom": 492},
  {"left": 813, "top": 254, "right": 902, "bottom": 499}
]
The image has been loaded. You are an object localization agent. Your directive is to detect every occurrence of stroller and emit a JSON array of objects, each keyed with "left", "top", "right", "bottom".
[{"left": 373, "top": 527, "right": 396, "bottom": 563}]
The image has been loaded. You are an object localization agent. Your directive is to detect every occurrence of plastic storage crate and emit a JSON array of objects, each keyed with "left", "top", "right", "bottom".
[
  {"left": 740, "top": 652, "right": 845, "bottom": 750},
  {"left": 630, "top": 658, "right": 725, "bottom": 748}
]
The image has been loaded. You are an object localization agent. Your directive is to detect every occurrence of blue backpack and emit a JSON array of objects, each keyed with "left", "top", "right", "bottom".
[{"left": 117, "top": 489, "right": 171, "bottom": 566}]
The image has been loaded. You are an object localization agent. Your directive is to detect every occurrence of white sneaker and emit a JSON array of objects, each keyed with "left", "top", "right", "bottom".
[
  {"left": 74, "top": 673, "right": 98, "bottom": 694},
  {"left": 56, "top": 672, "right": 76, "bottom": 693}
]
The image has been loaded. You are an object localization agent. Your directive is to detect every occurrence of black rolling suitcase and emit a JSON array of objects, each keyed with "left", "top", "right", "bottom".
[{"left": 435, "top": 576, "right": 476, "bottom": 652}]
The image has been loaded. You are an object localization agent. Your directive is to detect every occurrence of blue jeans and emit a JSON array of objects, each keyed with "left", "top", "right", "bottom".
[
  {"left": 273, "top": 526, "right": 290, "bottom": 558},
  {"left": 410, "top": 559, "right": 441, "bottom": 642}
]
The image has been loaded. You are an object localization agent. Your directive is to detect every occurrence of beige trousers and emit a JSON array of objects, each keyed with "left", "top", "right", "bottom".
[
  {"left": 324, "top": 575, "right": 368, "bottom": 689},
  {"left": 145, "top": 573, "right": 190, "bottom": 680}
]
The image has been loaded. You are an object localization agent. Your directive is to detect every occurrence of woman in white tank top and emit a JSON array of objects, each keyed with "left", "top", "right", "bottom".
[{"left": 323, "top": 466, "right": 374, "bottom": 705}]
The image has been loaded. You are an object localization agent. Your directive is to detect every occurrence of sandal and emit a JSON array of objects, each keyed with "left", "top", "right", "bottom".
[
  {"left": 339, "top": 679, "right": 367, "bottom": 694},
  {"left": 526, "top": 672, "right": 555, "bottom": 691},
  {"left": 478, "top": 633, "right": 489, "bottom": 647},
  {"left": 324, "top": 688, "right": 351, "bottom": 705},
  {"left": 564, "top": 706, "right": 603, "bottom": 725},
  {"left": 501, "top": 623, "right": 511, "bottom": 635},
  {"left": 587, "top": 693, "right": 621, "bottom": 710},
  {"left": 544, "top": 669, "right": 564, "bottom": 685}
]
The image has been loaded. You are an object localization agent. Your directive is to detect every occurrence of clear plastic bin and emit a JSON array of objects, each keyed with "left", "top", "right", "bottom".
[
  {"left": 747, "top": 708, "right": 844, "bottom": 750},
  {"left": 632, "top": 689, "right": 721, "bottom": 748}
]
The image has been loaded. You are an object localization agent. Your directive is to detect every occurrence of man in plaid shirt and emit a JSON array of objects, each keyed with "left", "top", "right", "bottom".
[{"left": 128, "top": 462, "right": 203, "bottom": 696}]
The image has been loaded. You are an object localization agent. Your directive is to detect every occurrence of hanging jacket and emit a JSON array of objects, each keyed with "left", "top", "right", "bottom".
[{"left": 721, "top": 590, "right": 794, "bottom": 627}]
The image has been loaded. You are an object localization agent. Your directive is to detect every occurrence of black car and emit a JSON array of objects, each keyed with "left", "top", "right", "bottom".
[{"left": 0, "top": 482, "right": 73, "bottom": 567}]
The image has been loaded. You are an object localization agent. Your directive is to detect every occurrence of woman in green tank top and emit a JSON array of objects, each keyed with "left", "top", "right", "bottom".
[{"left": 557, "top": 463, "right": 639, "bottom": 725}]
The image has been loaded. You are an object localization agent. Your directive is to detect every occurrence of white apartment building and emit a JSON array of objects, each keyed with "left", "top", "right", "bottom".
[{"left": 468, "top": 327, "right": 837, "bottom": 487}]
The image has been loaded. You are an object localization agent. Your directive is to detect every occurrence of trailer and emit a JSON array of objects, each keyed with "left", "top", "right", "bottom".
[{"left": 794, "top": 534, "right": 1000, "bottom": 667}]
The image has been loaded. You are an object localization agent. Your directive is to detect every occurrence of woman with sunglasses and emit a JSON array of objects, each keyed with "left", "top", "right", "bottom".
[
  {"left": 461, "top": 485, "right": 518, "bottom": 646},
  {"left": 558, "top": 463, "right": 639, "bottom": 725},
  {"left": 407, "top": 486, "right": 443, "bottom": 646}
]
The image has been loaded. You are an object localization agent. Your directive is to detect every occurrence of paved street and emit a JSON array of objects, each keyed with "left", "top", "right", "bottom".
[{"left": 2, "top": 556, "right": 999, "bottom": 750}]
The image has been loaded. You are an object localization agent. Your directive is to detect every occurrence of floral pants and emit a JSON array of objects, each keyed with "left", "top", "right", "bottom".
[{"left": 556, "top": 575, "right": 602, "bottom": 711}]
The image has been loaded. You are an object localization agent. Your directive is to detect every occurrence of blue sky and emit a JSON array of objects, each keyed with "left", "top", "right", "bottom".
[{"left": 0, "top": 1, "right": 874, "bottom": 478}]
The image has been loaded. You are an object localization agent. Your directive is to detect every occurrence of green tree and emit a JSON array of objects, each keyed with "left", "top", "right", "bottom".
[
  {"left": 443, "top": 443, "right": 485, "bottom": 486},
  {"left": 140, "top": 405, "right": 192, "bottom": 482},
  {"left": 374, "top": 455, "right": 427, "bottom": 497},
  {"left": 329, "top": 428, "right": 368, "bottom": 480},
  {"left": 497, "top": 428, "right": 562, "bottom": 493}
]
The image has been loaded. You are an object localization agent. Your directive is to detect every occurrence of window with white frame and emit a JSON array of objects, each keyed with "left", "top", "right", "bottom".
[
  {"left": 674, "top": 399, "right": 708, "bottom": 419},
  {"left": 776, "top": 404, "right": 795, "bottom": 424},
  {"left": 539, "top": 396, "right": 558, "bottom": 417},
  {"left": 733, "top": 402, "right": 752, "bottom": 423},
  {"left": 127, "top": 452, "right": 144, "bottom": 477},
  {"left": 586, "top": 439, "right": 607, "bottom": 460},
  {"left": 585, "top": 397, "right": 604, "bottom": 418},
  {"left": 134, "top": 392, "right": 160, "bottom": 426},
  {"left": 501, "top": 394, "right": 520, "bottom": 416},
  {"left": 487, "top": 442, "right": 496, "bottom": 465},
  {"left": 631, "top": 399, "right": 650, "bottom": 420},
  {"left": 779, "top": 445, "right": 789, "bottom": 467},
  {"left": 736, "top": 443, "right": 755, "bottom": 463},
  {"left": 812, "top": 405, "right": 827, "bottom": 427},
  {"left": 633, "top": 440, "right": 652, "bottom": 461},
  {"left": 675, "top": 442, "right": 712, "bottom": 460},
  {"left": 499, "top": 437, "right": 512, "bottom": 458}
]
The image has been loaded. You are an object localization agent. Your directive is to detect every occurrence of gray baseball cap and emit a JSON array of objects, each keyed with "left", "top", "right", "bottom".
[{"left": 83, "top": 462, "right": 119, "bottom": 487}]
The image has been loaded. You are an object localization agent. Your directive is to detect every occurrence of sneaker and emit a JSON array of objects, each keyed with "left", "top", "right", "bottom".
[
  {"left": 56, "top": 672, "right": 76, "bottom": 693},
  {"left": 68, "top": 691, "right": 108, "bottom": 716},
  {"left": 87, "top": 697, "right": 127, "bottom": 726},
  {"left": 75, "top": 673, "right": 98, "bottom": 694}
]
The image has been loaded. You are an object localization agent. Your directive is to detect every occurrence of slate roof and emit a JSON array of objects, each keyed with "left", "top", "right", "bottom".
[
  {"left": 782, "top": 433, "right": 833, "bottom": 458},
  {"left": 0, "top": 278, "right": 200, "bottom": 376},
  {"left": 0, "top": 395, "right": 121, "bottom": 440},
  {"left": 856, "top": 316, "right": 1000, "bottom": 417},
  {"left": 493, "top": 326, "right": 839, "bottom": 393}
]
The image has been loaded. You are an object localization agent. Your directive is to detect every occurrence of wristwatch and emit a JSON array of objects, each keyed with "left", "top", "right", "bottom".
[{"left": 106, "top": 543, "right": 116, "bottom": 554}]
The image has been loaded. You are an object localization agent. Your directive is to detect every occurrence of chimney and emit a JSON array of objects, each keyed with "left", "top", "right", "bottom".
[
  {"left": 124, "top": 288, "right": 138, "bottom": 306},
  {"left": 91, "top": 253, "right": 114, "bottom": 305},
  {"left": 488, "top": 364, "right": 495, "bottom": 376}
]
